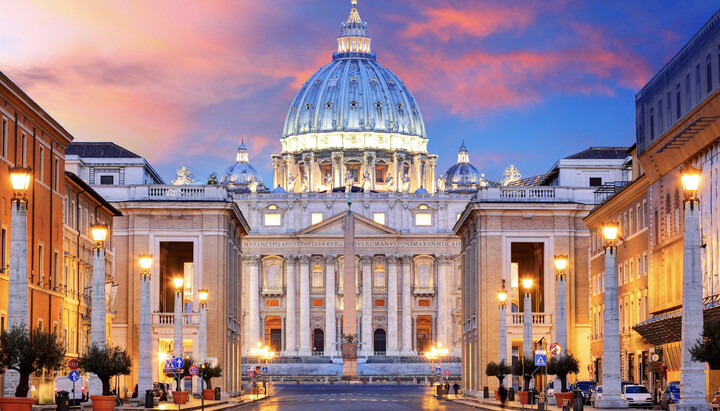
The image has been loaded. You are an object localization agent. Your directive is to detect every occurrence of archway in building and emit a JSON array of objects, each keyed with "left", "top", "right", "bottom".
[
  {"left": 312, "top": 329, "right": 324, "bottom": 355},
  {"left": 373, "top": 329, "right": 386, "bottom": 354},
  {"left": 264, "top": 316, "right": 282, "bottom": 353},
  {"left": 416, "top": 315, "right": 432, "bottom": 353}
]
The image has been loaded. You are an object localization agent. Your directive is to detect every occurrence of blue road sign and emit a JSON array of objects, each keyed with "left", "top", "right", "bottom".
[
  {"left": 174, "top": 357, "right": 185, "bottom": 369},
  {"left": 68, "top": 370, "right": 80, "bottom": 382},
  {"left": 534, "top": 353, "right": 547, "bottom": 367},
  {"left": 435, "top": 367, "right": 441, "bottom": 374},
  {"left": 261, "top": 366, "right": 268, "bottom": 374},
  {"left": 164, "top": 359, "right": 175, "bottom": 371}
]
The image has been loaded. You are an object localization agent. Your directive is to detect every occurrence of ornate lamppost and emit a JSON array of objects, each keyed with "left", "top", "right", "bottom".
[
  {"left": 7, "top": 166, "right": 31, "bottom": 330},
  {"left": 173, "top": 277, "right": 184, "bottom": 360},
  {"left": 138, "top": 254, "right": 153, "bottom": 401},
  {"left": 250, "top": 342, "right": 275, "bottom": 398},
  {"left": 597, "top": 221, "right": 627, "bottom": 408},
  {"left": 521, "top": 277, "right": 533, "bottom": 398},
  {"left": 498, "top": 280, "right": 508, "bottom": 383},
  {"left": 677, "top": 165, "right": 710, "bottom": 411},
  {"left": 198, "top": 289, "right": 208, "bottom": 364},
  {"left": 553, "top": 255, "right": 568, "bottom": 399},
  {"left": 90, "top": 223, "right": 109, "bottom": 348},
  {"left": 424, "top": 342, "right": 449, "bottom": 386}
]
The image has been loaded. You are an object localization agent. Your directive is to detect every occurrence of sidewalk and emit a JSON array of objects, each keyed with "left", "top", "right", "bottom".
[
  {"left": 445, "top": 395, "right": 627, "bottom": 411},
  {"left": 109, "top": 392, "right": 269, "bottom": 411}
]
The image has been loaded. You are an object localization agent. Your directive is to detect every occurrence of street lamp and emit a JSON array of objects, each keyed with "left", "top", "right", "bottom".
[
  {"left": 250, "top": 342, "right": 275, "bottom": 397},
  {"left": 9, "top": 166, "right": 31, "bottom": 206},
  {"left": 138, "top": 254, "right": 153, "bottom": 402},
  {"left": 173, "top": 277, "right": 184, "bottom": 361},
  {"left": 498, "top": 280, "right": 508, "bottom": 386},
  {"left": 7, "top": 166, "right": 32, "bottom": 331},
  {"left": 553, "top": 254, "right": 569, "bottom": 399},
  {"left": 90, "top": 223, "right": 109, "bottom": 349},
  {"left": 596, "top": 222, "right": 626, "bottom": 408},
  {"left": 521, "top": 277, "right": 533, "bottom": 394},
  {"left": 198, "top": 289, "right": 208, "bottom": 364},
  {"left": 677, "top": 165, "right": 709, "bottom": 411},
  {"left": 424, "top": 342, "right": 449, "bottom": 385}
]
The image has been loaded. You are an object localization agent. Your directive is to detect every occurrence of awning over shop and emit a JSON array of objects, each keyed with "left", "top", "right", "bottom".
[{"left": 633, "top": 294, "right": 720, "bottom": 346}]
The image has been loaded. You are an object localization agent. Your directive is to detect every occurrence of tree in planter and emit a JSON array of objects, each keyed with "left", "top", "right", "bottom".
[
  {"left": 512, "top": 355, "right": 539, "bottom": 391},
  {"left": 78, "top": 344, "right": 132, "bottom": 396},
  {"left": 0, "top": 325, "right": 65, "bottom": 397},
  {"left": 486, "top": 360, "right": 512, "bottom": 387},
  {"left": 689, "top": 318, "right": 720, "bottom": 369},
  {"left": 547, "top": 353, "right": 580, "bottom": 392},
  {"left": 201, "top": 362, "right": 223, "bottom": 390}
]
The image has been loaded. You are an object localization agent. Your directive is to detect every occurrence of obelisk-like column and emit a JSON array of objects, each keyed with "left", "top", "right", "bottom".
[{"left": 342, "top": 210, "right": 358, "bottom": 378}]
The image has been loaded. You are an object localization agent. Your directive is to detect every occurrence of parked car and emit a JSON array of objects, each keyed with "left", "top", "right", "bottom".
[
  {"left": 582, "top": 382, "right": 598, "bottom": 404},
  {"left": 591, "top": 385, "right": 603, "bottom": 407},
  {"left": 152, "top": 382, "right": 173, "bottom": 400},
  {"left": 660, "top": 382, "right": 680, "bottom": 410},
  {"left": 622, "top": 385, "right": 652, "bottom": 408},
  {"left": 573, "top": 380, "right": 597, "bottom": 401},
  {"left": 545, "top": 381, "right": 555, "bottom": 404},
  {"left": 54, "top": 376, "right": 89, "bottom": 405}
]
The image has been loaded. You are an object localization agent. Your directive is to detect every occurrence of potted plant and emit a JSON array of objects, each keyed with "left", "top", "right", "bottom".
[
  {"left": 547, "top": 353, "right": 580, "bottom": 406},
  {"left": 512, "top": 355, "right": 538, "bottom": 404},
  {"left": 201, "top": 362, "right": 223, "bottom": 400},
  {"left": 78, "top": 344, "right": 132, "bottom": 411},
  {"left": 486, "top": 360, "right": 511, "bottom": 399},
  {"left": 689, "top": 318, "right": 720, "bottom": 403},
  {"left": 167, "top": 358, "right": 194, "bottom": 404},
  {"left": 341, "top": 333, "right": 358, "bottom": 359},
  {"left": 0, "top": 325, "right": 65, "bottom": 411}
]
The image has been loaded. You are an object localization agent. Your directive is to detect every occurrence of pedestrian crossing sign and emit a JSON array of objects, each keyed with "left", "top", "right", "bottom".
[{"left": 534, "top": 352, "right": 547, "bottom": 367}]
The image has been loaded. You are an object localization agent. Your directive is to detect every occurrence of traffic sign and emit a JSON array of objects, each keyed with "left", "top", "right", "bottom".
[
  {"left": 435, "top": 366, "right": 441, "bottom": 374},
  {"left": 550, "top": 343, "right": 562, "bottom": 355},
  {"left": 444, "top": 369, "right": 451, "bottom": 376},
  {"left": 189, "top": 365, "right": 199, "bottom": 376},
  {"left": 534, "top": 351, "right": 547, "bottom": 367},
  {"left": 174, "top": 357, "right": 185, "bottom": 369},
  {"left": 261, "top": 366, "right": 268, "bottom": 374},
  {"left": 248, "top": 370, "right": 255, "bottom": 377},
  {"left": 68, "top": 370, "right": 80, "bottom": 382},
  {"left": 68, "top": 359, "right": 79, "bottom": 370}
]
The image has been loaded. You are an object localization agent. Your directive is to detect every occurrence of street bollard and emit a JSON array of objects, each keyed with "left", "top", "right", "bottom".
[
  {"left": 572, "top": 390, "right": 584, "bottom": 411},
  {"left": 483, "top": 386, "right": 489, "bottom": 398},
  {"left": 214, "top": 387, "right": 221, "bottom": 400},
  {"left": 508, "top": 387, "right": 515, "bottom": 401},
  {"left": 145, "top": 390, "right": 155, "bottom": 408}
]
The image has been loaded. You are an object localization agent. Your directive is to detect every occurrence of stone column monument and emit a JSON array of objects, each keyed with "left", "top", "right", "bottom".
[{"left": 341, "top": 203, "right": 358, "bottom": 380}]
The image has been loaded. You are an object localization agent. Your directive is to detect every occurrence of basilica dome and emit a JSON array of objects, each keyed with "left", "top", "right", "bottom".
[
  {"left": 443, "top": 142, "right": 486, "bottom": 193},
  {"left": 280, "top": 1, "right": 428, "bottom": 155},
  {"left": 220, "top": 141, "right": 266, "bottom": 193}
]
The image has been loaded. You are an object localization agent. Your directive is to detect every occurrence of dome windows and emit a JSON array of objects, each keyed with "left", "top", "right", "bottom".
[
  {"left": 305, "top": 103, "right": 312, "bottom": 110},
  {"left": 325, "top": 102, "right": 333, "bottom": 109},
  {"left": 350, "top": 100, "right": 358, "bottom": 109},
  {"left": 375, "top": 101, "right": 382, "bottom": 109}
]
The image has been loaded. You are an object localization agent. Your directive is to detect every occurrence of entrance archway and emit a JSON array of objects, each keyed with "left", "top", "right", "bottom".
[
  {"left": 416, "top": 315, "right": 432, "bottom": 353},
  {"left": 312, "top": 328, "right": 324, "bottom": 355},
  {"left": 373, "top": 329, "right": 386, "bottom": 354}
]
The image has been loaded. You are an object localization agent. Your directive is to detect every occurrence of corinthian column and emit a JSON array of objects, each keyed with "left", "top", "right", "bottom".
[
  {"left": 324, "top": 255, "right": 337, "bottom": 356},
  {"left": 437, "top": 255, "right": 448, "bottom": 345},
  {"left": 285, "top": 255, "right": 298, "bottom": 355},
  {"left": 298, "top": 255, "right": 311, "bottom": 355},
  {"left": 360, "top": 255, "right": 373, "bottom": 356},
  {"left": 244, "top": 255, "right": 261, "bottom": 347},
  {"left": 386, "top": 255, "right": 400, "bottom": 355},
  {"left": 400, "top": 255, "right": 413, "bottom": 355}
]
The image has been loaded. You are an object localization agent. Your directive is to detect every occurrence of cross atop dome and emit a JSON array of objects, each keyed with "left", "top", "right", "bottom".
[{"left": 337, "top": 0, "right": 372, "bottom": 58}]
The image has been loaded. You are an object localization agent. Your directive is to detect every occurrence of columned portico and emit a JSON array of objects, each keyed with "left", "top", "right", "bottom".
[{"left": 324, "top": 255, "right": 338, "bottom": 356}]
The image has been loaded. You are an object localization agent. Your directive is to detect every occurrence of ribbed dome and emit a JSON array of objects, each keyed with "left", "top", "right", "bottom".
[
  {"left": 220, "top": 141, "right": 266, "bottom": 193},
  {"left": 280, "top": 1, "right": 427, "bottom": 153},
  {"left": 444, "top": 142, "right": 485, "bottom": 192}
]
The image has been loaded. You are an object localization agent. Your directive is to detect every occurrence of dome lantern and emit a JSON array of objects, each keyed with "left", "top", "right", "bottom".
[{"left": 337, "top": 0, "right": 372, "bottom": 58}]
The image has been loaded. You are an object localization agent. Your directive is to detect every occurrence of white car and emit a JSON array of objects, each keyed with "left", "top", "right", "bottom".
[
  {"left": 54, "top": 376, "right": 89, "bottom": 405},
  {"left": 622, "top": 385, "right": 652, "bottom": 408},
  {"left": 591, "top": 385, "right": 603, "bottom": 407}
]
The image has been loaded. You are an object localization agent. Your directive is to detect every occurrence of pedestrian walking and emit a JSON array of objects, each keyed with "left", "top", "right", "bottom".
[
  {"left": 499, "top": 383, "right": 508, "bottom": 408},
  {"left": 444, "top": 381, "right": 450, "bottom": 396},
  {"left": 453, "top": 382, "right": 460, "bottom": 396}
]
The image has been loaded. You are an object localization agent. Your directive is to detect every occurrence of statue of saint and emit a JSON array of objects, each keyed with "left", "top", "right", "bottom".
[{"left": 437, "top": 175, "right": 446, "bottom": 193}]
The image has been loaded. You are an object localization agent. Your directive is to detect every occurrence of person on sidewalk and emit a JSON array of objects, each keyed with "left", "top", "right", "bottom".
[
  {"left": 499, "top": 383, "right": 508, "bottom": 408},
  {"left": 453, "top": 382, "right": 460, "bottom": 396}
]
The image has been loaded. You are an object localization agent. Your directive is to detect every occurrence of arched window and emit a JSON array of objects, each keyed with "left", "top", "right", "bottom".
[
  {"left": 312, "top": 265, "right": 324, "bottom": 289},
  {"left": 266, "top": 264, "right": 280, "bottom": 291},
  {"left": 373, "top": 329, "right": 386, "bottom": 354},
  {"left": 312, "top": 329, "right": 324, "bottom": 354},
  {"left": 374, "top": 265, "right": 386, "bottom": 289},
  {"left": 417, "top": 264, "right": 431, "bottom": 289}
]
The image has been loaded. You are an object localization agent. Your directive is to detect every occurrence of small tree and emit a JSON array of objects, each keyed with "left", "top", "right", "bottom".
[
  {"left": 512, "top": 355, "right": 539, "bottom": 391},
  {"left": 201, "top": 362, "right": 223, "bottom": 390},
  {"left": 0, "top": 325, "right": 65, "bottom": 397},
  {"left": 79, "top": 344, "right": 132, "bottom": 396},
  {"left": 690, "top": 318, "right": 720, "bottom": 369},
  {"left": 547, "top": 353, "right": 580, "bottom": 392},
  {"left": 486, "top": 360, "right": 512, "bottom": 387}
]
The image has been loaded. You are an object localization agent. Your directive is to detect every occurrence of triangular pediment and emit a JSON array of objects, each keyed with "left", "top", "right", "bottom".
[{"left": 297, "top": 211, "right": 400, "bottom": 236}]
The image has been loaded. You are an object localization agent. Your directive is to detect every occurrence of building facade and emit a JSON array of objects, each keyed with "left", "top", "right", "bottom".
[{"left": 454, "top": 147, "right": 631, "bottom": 396}]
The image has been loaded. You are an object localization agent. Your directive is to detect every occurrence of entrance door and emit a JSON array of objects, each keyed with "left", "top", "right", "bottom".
[
  {"left": 312, "top": 329, "right": 324, "bottom": 355},
  {"left": 373, "top": 329, "right": 386, "bottom": 354}
]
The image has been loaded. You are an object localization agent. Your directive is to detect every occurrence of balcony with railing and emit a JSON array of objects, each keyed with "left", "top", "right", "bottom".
[
  {"left": 151, "top": 313, "right": 199, "bottom": 335},
  {"left": 507, "top": 312, "right": 553, "bottom": 335},
  {"left": 475, "top": 186, "right": 596, "bottom": 205},
  {"left": 261, "top": 286, "right": 285, "bottom": 297},
  {"left": 92, "top": 185, "right": 230, "bottom": 202},
  {"left": 413, "top": 285, "right": 436, "bottom": 297}
]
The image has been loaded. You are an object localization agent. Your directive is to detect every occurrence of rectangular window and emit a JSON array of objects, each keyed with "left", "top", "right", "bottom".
[
  {"left": 657, "top": 99, "right": 663, "bottom": 132},
  {"left": 264, "top": 213, "right": 281, "bottom": 226},
  {"left": 0, "top": 315, "right": 4, "bottom": 332},
  {"left": 375, "top": 166, "right": 386, "bottom": 183},
  {"left": 53, "top": 158, "right": 59, "bottom": 191},
  {"left": 53, "top": 251, "right": 59, "bottom": 291},
  {"left": 686, "top": 73, "right": 691, "bottom": 111},
  {"left": 1, "top": 228, "right": 5, "bottom": 274},
  {"left": 629, "top": 209, "right": 634, "bottom": 236},
  {"left": 373, "top": 212, "right": 386, "bottom": 225},
  {"left": 707, "top": 54, "right": 713, "bottom": 93},
  {"left": 37, "top": 319, "right": 44, "bottom": 332},
  {"left": 629, "top": 260, "right": 634, "bottom": 282},
  {"left": 1, "top": 118, "right": 6, "bottom": 158},
  {"left": 637, "top": 257, "right": 642, "bottom": 278},
  {"left": 696, "top": 63, "right": 701, "bottom": 102},
  {"left": 649, "top": 108, "right": 654, "bottom": 140},
  {"left": 589, "top": 177, "right": 602, "bottom": 187},
  {"left": 38, "top": 147, "right": 44, "bottom": 183},
  {"left": 21, "top": 133, "right": 26, "bottom": 166},
  {"left": 643, "top": 200, "right": 647, "bottom": 228},
  {"left": 374, "top": 299, "right": 385, "bottom": 307},
  {"left": 312, "top": 299, "right": 323, "bottom": 307},
  {"left": 676, "top": 84, "right": 681, "bottom": 119},
  {"left": 99, "top": 175, "right": 114, "bottom": 185},
  {"left": 636, "top": 204, "right": 642, "bottom": 232},
  {"left": 667, "top": 92, "right": 671, "bottom": 126},
  {"left": 311, "top": 213, "right": 323, "bottom": 225},
  {"left": 38, "top": 244, "right": 44, "bottom": 285},
  {"left": 415, "top": 213, "right": 432, "bottom": 226},
  {"left": 643, "top": 252, "right": 648, "bottom": 275}
]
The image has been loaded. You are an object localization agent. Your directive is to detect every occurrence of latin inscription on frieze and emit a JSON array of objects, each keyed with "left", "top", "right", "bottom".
[{"left": 242, "top": 239, "right": 461, "bottom": 249}]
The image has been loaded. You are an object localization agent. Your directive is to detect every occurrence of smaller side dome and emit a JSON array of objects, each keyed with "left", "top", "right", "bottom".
[
  {"left": 220, "top": 140, "right": 267, "bottom": 194},
  {"left": 444, "top": 141, "right": 486, "bottom": 193}
]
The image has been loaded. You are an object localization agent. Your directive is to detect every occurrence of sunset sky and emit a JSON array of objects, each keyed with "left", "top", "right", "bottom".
[{"left": 1, "top": 0, "right": 718, "bottom": 184}]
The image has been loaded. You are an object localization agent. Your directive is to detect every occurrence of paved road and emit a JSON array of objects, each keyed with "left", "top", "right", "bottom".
[{"left": 235, "top": 384, "right": 477, "bottom": 410}]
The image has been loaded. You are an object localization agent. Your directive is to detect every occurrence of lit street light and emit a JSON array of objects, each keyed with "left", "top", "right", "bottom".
[
  {"left": 498, "top": 280, "right": 508, "bottom": 386},
  {"left": 424, "top": 342, "right": 449, "bottom": 385},
  {"left": 90, "top": 223, "right": 109, "bottom": 349}
]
